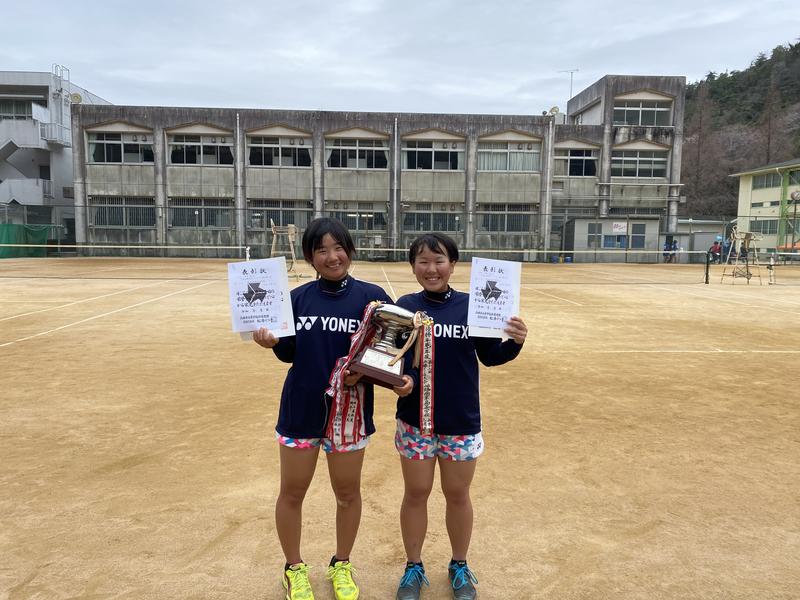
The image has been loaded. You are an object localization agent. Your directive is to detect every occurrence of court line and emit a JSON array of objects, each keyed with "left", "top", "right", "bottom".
[
  {"left": 644, "top": 284, "right": 800, "bottom": 316},
  {"left": 0, "top": 281, "right": 215, "bottom": 348},
  {"left": 522, "top": 285, "right": 582, "bottom": 306},
  {"left": 380, "top": 267, "right": 397, "bottom": 301},
  {"left": 0, "top": 279, "right": 175, "bottom": 322}
]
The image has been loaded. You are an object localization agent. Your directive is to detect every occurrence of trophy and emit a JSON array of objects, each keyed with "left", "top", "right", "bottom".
[{"left": 349, "top": 303, "right": 423, "bottom": 389}]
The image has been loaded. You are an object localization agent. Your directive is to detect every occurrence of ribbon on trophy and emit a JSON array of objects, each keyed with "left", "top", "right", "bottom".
[
  {"left": 387, "top": 311, "right": 435, "bottom": 435},
  {"left": 325, "top": 301, "right": 379, "bottom": 445}
]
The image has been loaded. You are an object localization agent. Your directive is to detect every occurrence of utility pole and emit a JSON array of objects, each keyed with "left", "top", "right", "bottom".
[{"left": 559, "top": 68, "right": 579, "bottom": 100}]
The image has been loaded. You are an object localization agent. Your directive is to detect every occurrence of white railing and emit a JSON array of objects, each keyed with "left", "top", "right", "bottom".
[{"left": 39, "top": 122, "right": 72, "bottom": 147}]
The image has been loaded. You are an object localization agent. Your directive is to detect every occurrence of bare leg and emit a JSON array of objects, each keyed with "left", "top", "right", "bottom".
[
  {"left": 439, "top": 458, "right": 477, "bottom": 561},
  {"left": 326, "top": 448, "right": 366, "bottom": 559},
  {"left": 399, "top": 457, "right": 437, "bottom": 563},
  {"left": 276, "top": 444, "right": 319, "bottom": 565}
]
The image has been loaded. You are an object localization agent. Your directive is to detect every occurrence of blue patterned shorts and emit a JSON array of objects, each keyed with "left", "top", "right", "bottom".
[{"left": 394, "top": 419, "right": 484, "bottom": 461}]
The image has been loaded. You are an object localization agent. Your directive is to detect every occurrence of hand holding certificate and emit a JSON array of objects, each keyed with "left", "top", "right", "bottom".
[
  {"left": 227, "top": 257, "right": 295, "bottom": 340},
  {"left": 467, "top": 256, "right": 521, "bottom": 338}
]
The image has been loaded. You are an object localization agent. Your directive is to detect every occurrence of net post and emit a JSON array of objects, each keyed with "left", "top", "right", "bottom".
[{"left": 704, "top": 251, "right": 710, "bottom": 284}]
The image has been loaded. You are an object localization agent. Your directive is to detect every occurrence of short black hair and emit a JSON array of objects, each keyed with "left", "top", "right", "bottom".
[
  {"left": 301, "top": 217, "right": 356, "bottom": 263},
  {"left": 408, "top": 232, "right": 459, "bottom": 264}
]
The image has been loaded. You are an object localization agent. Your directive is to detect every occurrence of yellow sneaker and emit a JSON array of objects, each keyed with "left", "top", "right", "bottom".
[
  {"left": 327, "top": 560, "right": 359, "bottom": 600},
  {"left": 283, "top": 563, "right": 315, "bottom": 600}
]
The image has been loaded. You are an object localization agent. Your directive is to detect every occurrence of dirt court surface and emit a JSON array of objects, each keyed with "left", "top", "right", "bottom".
[{"left": 1, "top": 257, "right": 799, "bottom": 599}]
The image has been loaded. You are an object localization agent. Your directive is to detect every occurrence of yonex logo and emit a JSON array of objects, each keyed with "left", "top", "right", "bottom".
[
  {"left": 296, "top": 316, "right": 319, "bottom": 330},
  {"left": 295, "top": 315, "right": 361, "bottom": 333}
]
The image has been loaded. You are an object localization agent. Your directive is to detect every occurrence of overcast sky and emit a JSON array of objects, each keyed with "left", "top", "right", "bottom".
[{"left": 3, "top": 0, "right": 798, "bottom": 114}]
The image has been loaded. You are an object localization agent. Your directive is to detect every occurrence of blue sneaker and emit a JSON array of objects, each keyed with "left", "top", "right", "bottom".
[
  {"left": 396, "top": 562, "right": 429, "bottom": 600},
  {"left": 448, "top": 560, "right": 477, "bottom": 600}
]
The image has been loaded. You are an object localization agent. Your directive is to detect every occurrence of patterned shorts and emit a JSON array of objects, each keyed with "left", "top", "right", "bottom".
[
  {"left": 275, "top": 432, "right": 369, "bottom": 454},
  {"left": 394, "top": 419, "right": 484, "bottom": 461}
]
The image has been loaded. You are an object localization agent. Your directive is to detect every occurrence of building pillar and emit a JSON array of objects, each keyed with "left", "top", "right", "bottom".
[
  {"left": 70, "top": 118, "right": 87, "bottom": 247},
  {"left": 234, "top": 112, "right": 246, "bottom": 255},
  {"left": 312, "top": 124, "right": 325, "bottom": 219},
  {"left": 465, "top": 131, "right": 478, "bottom": 248},
  {"left": 667, "top": 116, "right": 684, "bottom": 233},
  {"left": 388, "top": 116, "right": 401, "bottom": 251},
  {"left": 598, "top": 122, "right": 612, "bottom": 217},
  {"left": 153, "top": 126, "right": 167, "bottom": 247}
]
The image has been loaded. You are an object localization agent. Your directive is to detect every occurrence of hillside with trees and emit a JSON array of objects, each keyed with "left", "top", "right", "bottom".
[{"left": 681, "top": 40, "right": 800, "bottom": 216}]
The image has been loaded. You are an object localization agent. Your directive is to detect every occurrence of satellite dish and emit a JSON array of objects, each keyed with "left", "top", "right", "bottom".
[
  {"left": 549, "top": 106, "right": 560, "bottom": 115},
  {"left": 70, "top": 93, "right": 83, "bottom": 104},
  {"left": 791, "top": 191, "right": 800, "bottom": 201}
]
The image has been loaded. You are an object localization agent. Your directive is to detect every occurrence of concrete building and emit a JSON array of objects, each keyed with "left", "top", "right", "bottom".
[
  {"left": 732, "top": 158, "right": 800, "bottom": 251},
  {"left": 70, "top": 74, "right": 686, "bottom": 258},
  {"left": 0, "top": 66, "right": 110, "bottom": 241}
]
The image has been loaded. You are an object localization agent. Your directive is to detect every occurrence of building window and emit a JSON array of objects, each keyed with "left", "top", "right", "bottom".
[
  {"left": 611, "top": 150, "right": 668, "bottom": 177},
  {"left": 248, "top": 199, "right": 312, "bottom": 229},
  {"left": 0, "top": 100, "right": 32, "bottom": 120},
  {"left": 789, "top": 169, "right": 800, "bottom": 185},
  {"left": 612, "top": 100, "right": 671, "bottom": 126},
  {"left": 168, "top": 198, "right": 233, "bottom": 228},
  {"left": 249, "top": 136, "right": 311, "bottom": 167},
  {"left": 752, "top": 173, "right": 782, "bottom": 189},
  {"left": 630, "top": 223, "right": 646, "bottom": 248},
  {"left": 403, "top": 141, "right": 464, "bottom": 170},
  {"left": 89, "top": 133, "right": 154, "bottom": 164},
  {"left": 554, "top": 149, "right": 598, "bottom": 176},
  {"left": 330, "top": 202, "right": 387, "bottom": 231},
  {"left": 478, "top": 142, "right": 541, "bottom": 171},
  {"left": 749, "top": 220, "right": 778, "bottom": 235},
  {"left": 587, "top": 222, "right": 601, "bottom": 248},
  {"left": 479, "top": 204, "right": 533, "bottom": 232},
  {"left": 326, "top": 139, "right": 388, "bottom": 169},
  {"left": 169, "top": 135, "right": 233, "bottom": 165},
  {"left": 89, "top": 196, "right": 156, "bottom": 228},
  {"left": 603, "top": 234, "right": 627, "bottom": 248}
]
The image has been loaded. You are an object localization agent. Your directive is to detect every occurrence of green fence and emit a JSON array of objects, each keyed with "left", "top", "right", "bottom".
[{"left": 0, "top": 224, "right": 50, "bottom": 258}]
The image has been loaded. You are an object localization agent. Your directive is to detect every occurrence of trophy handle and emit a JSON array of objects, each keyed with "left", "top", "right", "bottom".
[{"left": 388, "top": 327, "right": 419, "bottom": 366}]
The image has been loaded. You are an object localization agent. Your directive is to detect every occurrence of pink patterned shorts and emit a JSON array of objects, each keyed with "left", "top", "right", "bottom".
[
  {"left": 394, "top": 419, "right": 484, "bottom": 461},
  {"left": 275, "top": 432, "right": 369, "bottom": 454}
]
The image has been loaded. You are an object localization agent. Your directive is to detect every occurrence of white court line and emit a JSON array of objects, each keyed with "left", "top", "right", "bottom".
[
  {"left": 522, "top": 285, "right": 582, "bottom": 306},
  {"left": 0, "top": 279, "right": 173, "bottom": 322},
  {"left": 0, "top": 280, "right": 215, "bottom": 348},
  {"left": 381, "top": 267, "right": 397, "bottom": 301}
]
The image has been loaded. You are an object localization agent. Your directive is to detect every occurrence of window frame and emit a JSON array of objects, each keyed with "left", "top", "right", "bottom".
[
  {"left": 612, "top": 99, "right": 672, "bottom": 127},
  {"left": 89, "top": 196, "right": 156, "bottom": 228},
  {"left": 169, "top": 134, "right": 234, "bottom": 166},
  {"left": 88, "top": 133, "right": 154, "bottom": 165},
  {"left": 325, "top": 138, "right": 389, "bottom": 170},
  {"left": 554, "top": 148, "right": 598, "bottom": 177},
  {"left": 402, "top": 140, "right": 465, "bottom": 171},
  {"left": 610, "top": 150, "right": 668, "bottom": 178},
  {"left": 248, "top": 136, "right": 312, "bottom": 168},
  {"left": 477, "top": 141, "right": 541, "bottom": 172}
]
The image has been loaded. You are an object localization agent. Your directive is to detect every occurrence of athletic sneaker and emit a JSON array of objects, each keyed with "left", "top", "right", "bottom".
[
  {"left": 327, "top": 560, "right": 359, "bottom": 600},
  {"left": 396, "top": 562, "right": 430, "bottom": 600},
  {"left": 448, "top": 560, "right": 478, "bottom": 600},
  {"left": 283, "top": 563, "right": 315, "bottom": 600}
]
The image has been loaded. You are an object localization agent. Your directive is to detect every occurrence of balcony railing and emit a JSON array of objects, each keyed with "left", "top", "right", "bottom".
[{"left": 39, "top": 123, "right": 72, "bottom": 147}]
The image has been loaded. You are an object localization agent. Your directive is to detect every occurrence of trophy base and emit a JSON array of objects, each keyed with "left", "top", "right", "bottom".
[{"left": 349, "top": 347, "right": 405, "bottom": 389}]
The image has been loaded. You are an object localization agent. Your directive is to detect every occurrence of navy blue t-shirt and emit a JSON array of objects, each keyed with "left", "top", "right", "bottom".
[
  {"left": 396, "top": 289, "right": 523, "bottom": 435},
  {"left": 272, "top": 276, "right": 392, "bottom": 439}
]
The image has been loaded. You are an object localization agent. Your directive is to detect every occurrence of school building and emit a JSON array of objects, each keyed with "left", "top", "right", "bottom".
[
  {"left": 731, "top": 158, "right": 800, "bottom": 252},
  {"left": 69, "top": 74, "right": 686, "bottom": 259}
]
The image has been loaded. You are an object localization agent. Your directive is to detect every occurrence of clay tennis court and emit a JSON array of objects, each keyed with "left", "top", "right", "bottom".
[{"left": 1, "top": 257, "right": 799, "bottom": 599}]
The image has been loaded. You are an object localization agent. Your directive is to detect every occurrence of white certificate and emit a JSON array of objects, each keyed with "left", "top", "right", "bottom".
[
  {"left": 467, "top": 257, "right": 521, "bottom": 338},
  {"left": 227, "top": 257, "right": 295, "bottom": 337}
]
